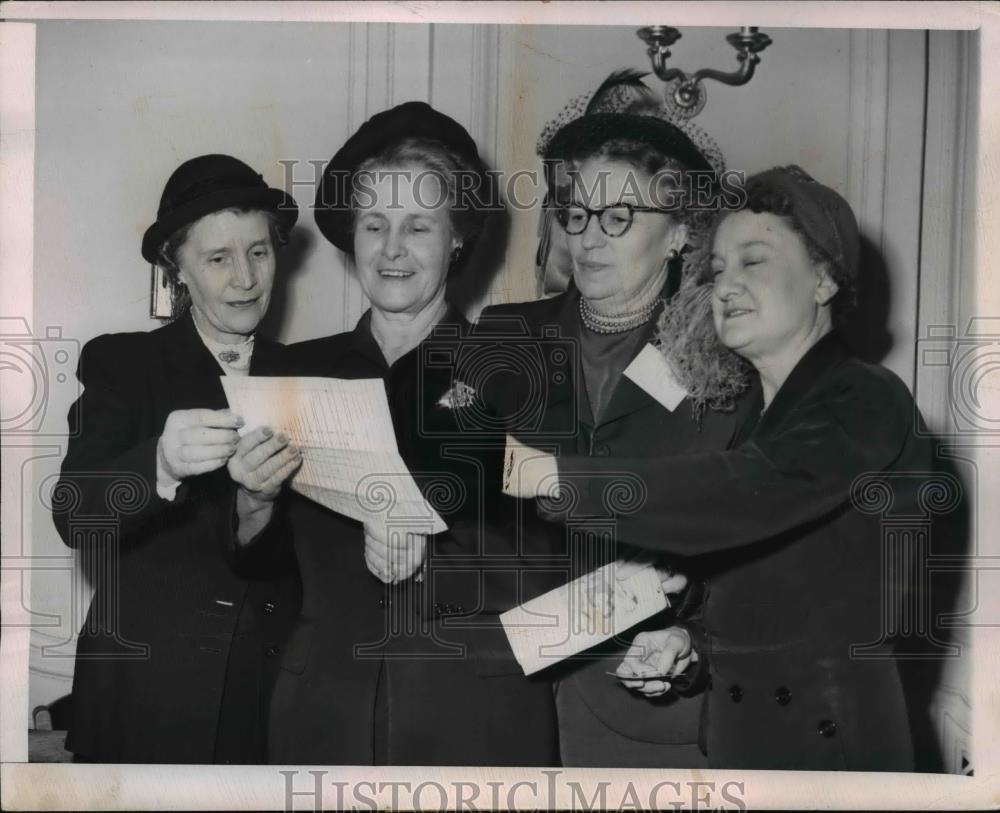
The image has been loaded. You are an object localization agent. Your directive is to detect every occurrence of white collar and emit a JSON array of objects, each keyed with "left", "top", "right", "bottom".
[{"left": 192, "top": 319, "right": 255, "bottom": 376}]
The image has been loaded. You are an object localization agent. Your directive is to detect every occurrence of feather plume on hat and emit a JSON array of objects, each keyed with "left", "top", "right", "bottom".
[{"left": 536, "top": 69, "right": 724, "bottom": 174}]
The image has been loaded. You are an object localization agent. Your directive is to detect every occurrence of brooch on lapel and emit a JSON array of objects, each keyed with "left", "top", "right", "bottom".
[{"left": 437, "top": 380, "right": 477, "bottom": 409}]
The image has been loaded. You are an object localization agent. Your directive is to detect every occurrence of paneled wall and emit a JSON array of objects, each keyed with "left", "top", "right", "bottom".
[{"left": 27, "top": 22, "right": 973, "bottom": 767}]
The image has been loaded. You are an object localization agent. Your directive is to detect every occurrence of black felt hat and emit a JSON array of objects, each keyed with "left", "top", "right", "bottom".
[
  {"left": 141, "top": 154, "right": 298, "bottom": 264},
  {"left": 313, "top": 101, "right": 491, "bottom": 254}
]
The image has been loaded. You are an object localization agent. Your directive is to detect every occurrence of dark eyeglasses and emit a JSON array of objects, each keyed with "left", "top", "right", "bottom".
[{"left": 555, "top": 203, "right": 671, "bottom": 238}]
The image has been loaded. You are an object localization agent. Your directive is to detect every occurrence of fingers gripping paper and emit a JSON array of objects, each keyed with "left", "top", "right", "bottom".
[
  {"left": 221, "top": 376, "right": 447, "bottom": 533},
  {"left": 500, "top": 563, "right": 667, "bottom": 675}
]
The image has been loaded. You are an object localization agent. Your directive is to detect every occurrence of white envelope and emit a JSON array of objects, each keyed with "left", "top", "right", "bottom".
[
  {"left": 623, "top": 343, "right": 688, "bottom": 412},
  {"left": 501, "top": 563, "right": 667, "bottom": 675}
]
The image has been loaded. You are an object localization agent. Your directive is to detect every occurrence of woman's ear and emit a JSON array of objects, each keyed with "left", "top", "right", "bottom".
[
  {"left": 663, "top": 221, "right": 689, "bottom": 257},
  {"left": 814, "top": 263, "right": 840, "bottom": 306}
]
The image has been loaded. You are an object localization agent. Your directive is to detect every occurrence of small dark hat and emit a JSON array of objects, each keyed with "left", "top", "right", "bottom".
[
  {"left": 313, "top": 101, "right": 490, "bottom": 253},
  {"left": 141, "top": 154, "right": 298, "bottom": 264},
  {"left": 747, "top": 165, "right": 860, "bottom": 284}
]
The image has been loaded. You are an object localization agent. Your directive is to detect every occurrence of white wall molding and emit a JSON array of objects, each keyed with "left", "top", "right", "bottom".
[
  {"left": 917, "top": 30, "right": 978, "bottom": 432},
  {"left": 340, "top": 23, "right": 439, "bottom": 327},
  {"left": 846, "top": 29, "right": 891, "bottom": 253},
  {"left": 846, "top": 29, "right": 926, "bottom": 391}
]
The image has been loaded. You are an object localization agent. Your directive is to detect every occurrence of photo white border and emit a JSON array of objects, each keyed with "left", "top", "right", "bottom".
[{"left": 1, "top": 2, "right": 997, "bottom": 809}]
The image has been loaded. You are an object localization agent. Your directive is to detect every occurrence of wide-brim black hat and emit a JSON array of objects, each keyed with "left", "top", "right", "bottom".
[
  {"left": 543, "top": 112, "right": 714, "bottom": 173},
  {"left": 314, "top": 101, "right": 490, "bottom": 254},
  {"left": 141, "top": 154, "right": 298, "bottom": 264}
]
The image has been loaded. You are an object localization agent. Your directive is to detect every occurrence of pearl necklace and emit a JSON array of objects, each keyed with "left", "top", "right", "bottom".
[{"left": 578, "top": 296, "right": 660, "bottom": 335}]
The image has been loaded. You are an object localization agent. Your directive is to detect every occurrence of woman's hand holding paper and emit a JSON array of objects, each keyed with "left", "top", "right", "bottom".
[
  {"left": 157, "top": 408, "right": 244, "bottom": 486},
  {"left": 502, "top": 434, "right": 560, "bottom": 499}
]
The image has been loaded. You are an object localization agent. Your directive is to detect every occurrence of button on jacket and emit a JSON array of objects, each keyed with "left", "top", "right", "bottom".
[
  {"left": 557, "top": 332, "right": 944, "bottom": 770},
  {"left": 51, "top": 312, "right": 301, "bottom": 764}
]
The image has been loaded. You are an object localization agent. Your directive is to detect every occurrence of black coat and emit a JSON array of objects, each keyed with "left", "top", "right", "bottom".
[
  {"left": 267, "top": 307, "right": 562, "bottom": 766},
  {"left": 51, "top": 312, "right": 300, "bottom": 763},
  {"left": 475, "top": 288, "right": 746, "bottom": 760},
  {"left": 556, "top": 331, "right": 942, "bottom": 770}
]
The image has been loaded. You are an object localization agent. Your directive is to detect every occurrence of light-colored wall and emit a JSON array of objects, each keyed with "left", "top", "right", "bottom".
[
  {"left": 492, "top": 25, "right": 926, "bottom": 390},
  {"left": 28, "top": 22, "right": 969, "bottom": 761}
]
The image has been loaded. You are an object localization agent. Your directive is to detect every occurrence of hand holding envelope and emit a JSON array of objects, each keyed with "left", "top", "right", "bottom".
[
  {"left": 615, "top": 626, "right": 697, "bottom": 697},
  {"left": 502, "top": 434, "right": 560, "bottom": 499}
]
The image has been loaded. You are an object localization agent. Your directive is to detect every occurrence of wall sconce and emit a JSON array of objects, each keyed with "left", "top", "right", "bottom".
[{"left": 636, "top": 26, "right": 773, "bottom": 118}]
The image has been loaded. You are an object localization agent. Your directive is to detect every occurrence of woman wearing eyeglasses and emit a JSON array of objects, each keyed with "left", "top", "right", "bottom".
[{"left": 474, "top": 70, "right": 750, "bottom": 767}]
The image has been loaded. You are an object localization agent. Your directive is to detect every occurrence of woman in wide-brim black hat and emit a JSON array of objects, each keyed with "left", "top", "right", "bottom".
[
  {"left": 51, "top": 154, "right": 303, "bottom": 763},
  {"left": 475, "top": 69, "right": 747, "bottom": 768},
  {"left": 267, "top": 101, "right": 562, "bottom": 766}
]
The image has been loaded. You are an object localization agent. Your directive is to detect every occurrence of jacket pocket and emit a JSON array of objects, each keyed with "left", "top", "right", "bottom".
[{"left": 279, "top": 618, "right": 316, "bottom": 675}]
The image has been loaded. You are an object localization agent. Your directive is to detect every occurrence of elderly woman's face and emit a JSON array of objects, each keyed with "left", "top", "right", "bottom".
[
  {"left": 353, "top": 166, "right": 455, "bottom": 317},
  {"left": 710, "top": 210, "right": 836, "bottom": 365},
  {"left": 176, "top": 209, "right": 275, "bottom": 343},
  {"left": 563, "top": 158, "right": 687, "bottom": 313}
]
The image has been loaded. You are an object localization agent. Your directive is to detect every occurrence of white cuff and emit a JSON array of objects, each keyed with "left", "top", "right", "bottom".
[{"left": 156, "top": 477, "right": 181, "bottom": 502}]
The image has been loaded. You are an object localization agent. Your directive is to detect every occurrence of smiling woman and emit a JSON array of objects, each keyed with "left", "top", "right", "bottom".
[
  {"left": 505, "top": 166, "right": 945, "bottom": 771},
  {"left": 351, "top": 164, "right": 455, "bottom": 326},
  {"left": 262, "top": 102, "right": 562, "bottom": 766}
]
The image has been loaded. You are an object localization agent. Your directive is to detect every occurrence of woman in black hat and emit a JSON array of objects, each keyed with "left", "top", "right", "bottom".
[
  {"left": 265, "top": 102, "right": 561, "bottom": 766},
  {"left": 506, "top": 166, "right": 947, "bottom": 771},
  {"left": 473, "top": 69, "right": 746, "bottom": 768},
  {"left": 51, "top": 154, "right": 303, "bottom": 763}
]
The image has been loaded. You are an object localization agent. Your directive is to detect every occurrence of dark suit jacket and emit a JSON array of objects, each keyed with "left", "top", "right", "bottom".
[
  {"left": 475, "top": 288, "right": 746, "bottom": 749},
  {"left": 268, "top": 306, "right": 562, "bottom": 766},
  {"left": 51, "top": 312, "right": 300, "bottom": 763},
  {"left": 557, "top": 331, "right": 941, "bottom": 770}
]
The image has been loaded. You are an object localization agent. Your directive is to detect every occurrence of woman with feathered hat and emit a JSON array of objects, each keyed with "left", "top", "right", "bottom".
[
  {"left": 476, "top": 70, "right": 749, "bottom": 767},
  {"left": 506, "top": 164, "right": 941, "bottom": 771}
]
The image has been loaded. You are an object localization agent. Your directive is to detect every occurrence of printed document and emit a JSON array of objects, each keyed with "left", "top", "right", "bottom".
[{"left": 222, "top": 376, "right": 447, "bottom": 533}]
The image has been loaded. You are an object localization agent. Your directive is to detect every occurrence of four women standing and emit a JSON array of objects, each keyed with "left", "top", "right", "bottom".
[{"left": 54, "top": 77, "right": 938, "bottom": 770}]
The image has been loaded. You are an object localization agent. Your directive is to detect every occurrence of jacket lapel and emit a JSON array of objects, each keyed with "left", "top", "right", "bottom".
[
  {"left": 249, "top": 336, "right": 285, "bottom": 376},
  {"left": 751, "top": 331, "right": 850, "bottom": 440},
  {"left": 590, "top": 305, "right": 665, "bottom": 428},
  {"left": 533, "top": 288, "right": 580, "bottom": 417},
  {"left": 160, "top": 312, "right": 229, "bottom": 411}
]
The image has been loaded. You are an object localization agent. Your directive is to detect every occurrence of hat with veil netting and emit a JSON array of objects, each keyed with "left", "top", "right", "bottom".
[
  {"left": 535, "top": 70, "right": 751, "bottom": 416},
  {"left": 537, "top": 69, "right": 725, "bottom": 173}
]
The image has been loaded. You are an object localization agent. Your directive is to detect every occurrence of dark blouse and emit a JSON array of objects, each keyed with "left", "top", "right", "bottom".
[{"left": 578, "top": 319, "right": 651, "bottom": 422}]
